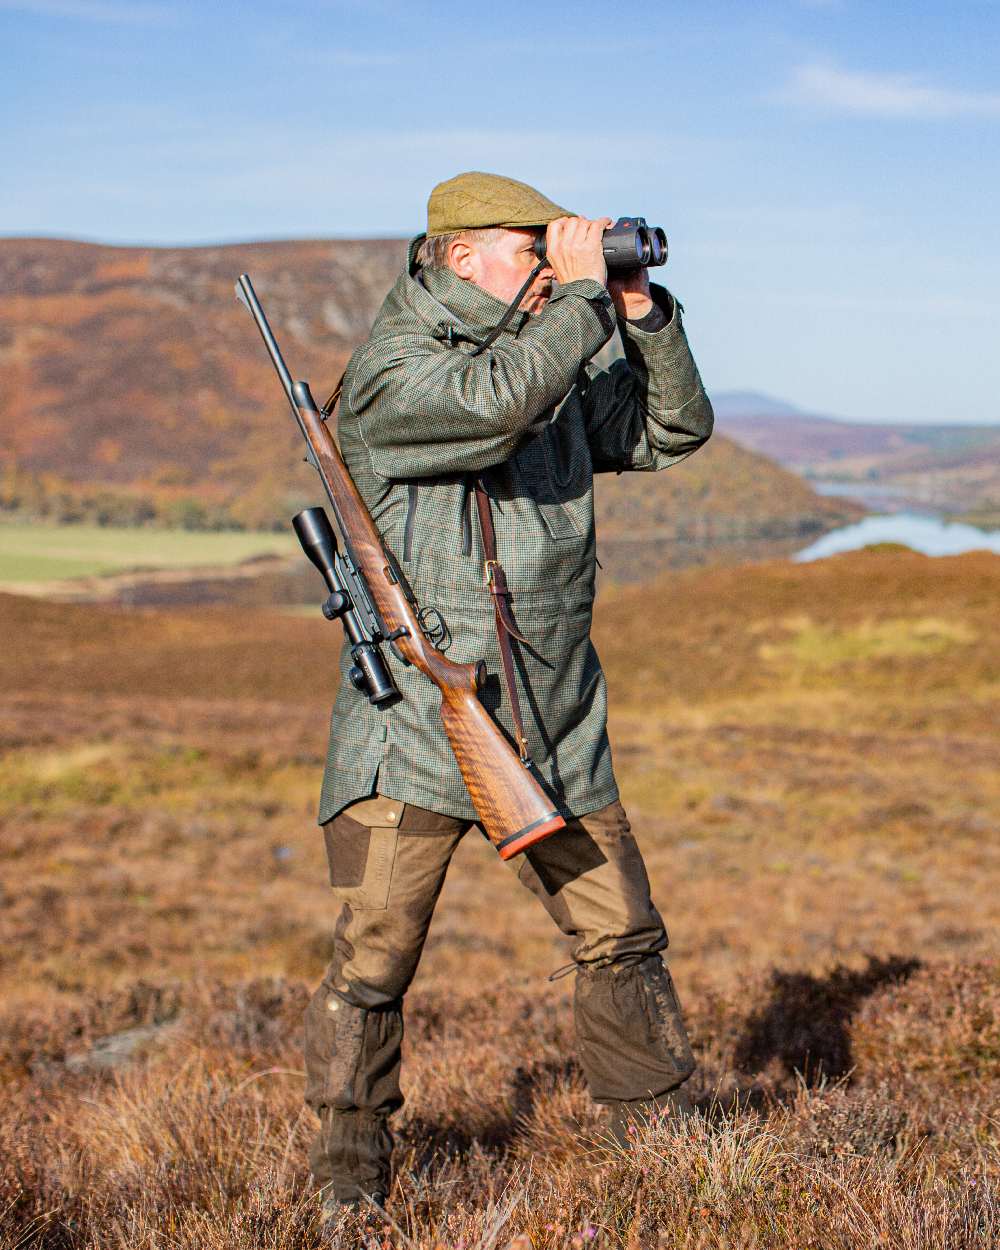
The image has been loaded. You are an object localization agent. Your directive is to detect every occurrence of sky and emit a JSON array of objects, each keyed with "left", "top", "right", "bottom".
[{"left": 2, "top": 0, "right": 999, "bottom": 424}]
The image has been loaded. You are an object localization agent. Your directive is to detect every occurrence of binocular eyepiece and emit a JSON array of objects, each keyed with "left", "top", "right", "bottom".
[{"left": 533, "top": 216, "right": 668, "bottom": 271}]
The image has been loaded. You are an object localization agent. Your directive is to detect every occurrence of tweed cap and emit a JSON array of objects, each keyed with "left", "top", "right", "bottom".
[{"left": 427, "top": 171, "right": 572, "bottom": 237}]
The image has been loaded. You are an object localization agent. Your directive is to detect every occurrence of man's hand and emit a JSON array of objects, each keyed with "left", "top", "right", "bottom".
[
  {"left": 545, "top": 216, "right": 612, "bottom": 287},
  {"left": 607, "top": 267, "right": 654, "bottom": 321},
  {"left": 547, "top": 216, "right": 656, "bottom": 319}
]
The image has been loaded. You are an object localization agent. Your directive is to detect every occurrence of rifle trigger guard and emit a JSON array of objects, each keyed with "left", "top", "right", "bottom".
[{"left": 417, "top": 605, "right": 450, "bottom": 651}]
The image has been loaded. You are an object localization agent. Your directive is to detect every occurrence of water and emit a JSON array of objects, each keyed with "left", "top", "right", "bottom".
[
  {"left": 795, "top": 513, "right": 1000, "bottom": 562},
  {"left": 810, "top": 479, "right": 927, "bottom": 513}
]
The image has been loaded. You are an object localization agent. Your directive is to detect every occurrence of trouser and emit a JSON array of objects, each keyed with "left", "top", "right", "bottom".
[{"left": 304, "top": 795, "right": 695, "bottom": 1201}]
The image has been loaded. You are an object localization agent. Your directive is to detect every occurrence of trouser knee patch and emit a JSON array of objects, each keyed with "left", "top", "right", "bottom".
[{"left": 575, "top": 954, "right": 696, "bottom": 1103}]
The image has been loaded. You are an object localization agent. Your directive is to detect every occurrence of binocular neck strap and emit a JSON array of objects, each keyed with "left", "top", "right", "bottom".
[{"left": 469, "top": 259, "right": 547, "bottom": 356}]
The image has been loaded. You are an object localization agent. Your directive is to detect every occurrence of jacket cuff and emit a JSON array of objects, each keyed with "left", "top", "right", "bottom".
[
  {"left": 550, "top": 277, "right": 611, "bottom": 303},
  {"left": 546, "top": 278, "right": 617, "bottom": 351},
  {"left": 620, "top": 284, "right": 676, "bottom": 335},
  {"left": 620, "top": 286, "right": 703, "bottom": 408}
]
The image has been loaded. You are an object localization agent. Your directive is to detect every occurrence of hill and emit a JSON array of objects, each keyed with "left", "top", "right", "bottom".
[
  {"left": 0, "top": 236, "right": 405, "bottom": 529},
  {"left": 715, "top": 391, "right": 1000, "bottom": 520},
  {"left": 0, "top": 238, "right": 858, "bottom": 563},
  {"left": 710, "top": 389, "right": 804, "bottom": 418}
]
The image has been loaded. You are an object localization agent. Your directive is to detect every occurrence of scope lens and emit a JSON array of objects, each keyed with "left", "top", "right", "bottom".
[
  {"left": 634, "top": 227, "right": 651, "bottom": 265},
  {"left": 649, "top": 232, "right": 664, "bottom": 265}
]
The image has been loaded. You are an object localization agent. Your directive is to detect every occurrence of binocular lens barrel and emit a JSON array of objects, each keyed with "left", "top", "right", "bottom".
[
  {"left": 648, "top": 228, "right": 667, "bottom": 266},
  {"left": 533, "top": 217, "right": 667, "bottom": 271}
]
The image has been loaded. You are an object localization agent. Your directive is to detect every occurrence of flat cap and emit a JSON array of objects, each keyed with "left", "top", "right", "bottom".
[{"left": 427, "top": 171, "right": 573, "bottom": 237}]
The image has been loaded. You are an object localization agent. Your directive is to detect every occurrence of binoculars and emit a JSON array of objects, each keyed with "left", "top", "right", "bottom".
[{"left": 533, "top": 216, "right": 668, "bottom": 271}]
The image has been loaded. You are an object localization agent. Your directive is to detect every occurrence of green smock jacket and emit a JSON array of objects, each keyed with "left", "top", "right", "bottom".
[{"left": 317, "top": 237, "right": 714, "bottom": 825}]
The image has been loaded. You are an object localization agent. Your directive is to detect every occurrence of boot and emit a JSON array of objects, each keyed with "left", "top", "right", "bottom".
[
  {"left": 605, "top": 1085, "right": 695, "bottom": 1146},
  {"left": 316, "top": 1183, "right": 388, "bottom": 1242}
]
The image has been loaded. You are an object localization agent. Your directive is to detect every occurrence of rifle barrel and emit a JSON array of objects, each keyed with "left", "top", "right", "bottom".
[
  {"left": 234, "top": 271, "right": 566, "bottom": 857},
  {"left": 235, "top": 274, "right": 296, "bottom": 411}
]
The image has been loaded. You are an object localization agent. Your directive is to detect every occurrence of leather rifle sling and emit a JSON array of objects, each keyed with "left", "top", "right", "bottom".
[
  {"left": 473, "top": 478, "right": 532, "bottom": 765},
  {"left": 324, "top": 370, "right": 531, "bottom": 766}
]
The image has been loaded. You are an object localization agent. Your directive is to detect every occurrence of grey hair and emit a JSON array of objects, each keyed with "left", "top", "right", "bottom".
[{"left": 416, "top": 227, "right": 505, "bottom": 270}]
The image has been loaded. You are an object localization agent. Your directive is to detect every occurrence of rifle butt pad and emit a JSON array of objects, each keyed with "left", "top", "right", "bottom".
[{"left": 495, "top": 812, "right": 566, "bottom": 860}]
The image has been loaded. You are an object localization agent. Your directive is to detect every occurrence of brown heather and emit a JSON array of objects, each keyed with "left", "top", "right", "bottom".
[{"left": 1, "top": 548, "right": 998, "bottom": 1247}]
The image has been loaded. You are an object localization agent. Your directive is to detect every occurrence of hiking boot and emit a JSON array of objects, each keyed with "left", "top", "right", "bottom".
[
  {"left": 316, "top": 1188, "right": 388, "bottom": 1243},
  {"left": 605, "top": 1086, "right": 695, "bottom": 1146}
]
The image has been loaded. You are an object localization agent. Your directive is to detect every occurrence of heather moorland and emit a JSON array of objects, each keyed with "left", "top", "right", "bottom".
[{"left": 2, "top": 546, "right": 998, "bottom": 1248}]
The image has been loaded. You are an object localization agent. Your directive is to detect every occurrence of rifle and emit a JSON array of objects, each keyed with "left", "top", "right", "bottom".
[{"left": 235, "top": 274, "right": 565, "bottom": 860}]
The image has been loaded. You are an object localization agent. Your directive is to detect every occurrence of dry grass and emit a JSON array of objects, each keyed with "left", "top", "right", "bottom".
[{"left": 1, "top": 549, "right": 998, "bottom": 1247}]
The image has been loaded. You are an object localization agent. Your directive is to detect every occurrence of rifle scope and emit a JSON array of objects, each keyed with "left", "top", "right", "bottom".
[
  {"left": 533, "top": 216, "right": 668, "bottom": 271},
  {"left": 293, "top": 507, "right": 398, "bottom": 707}
]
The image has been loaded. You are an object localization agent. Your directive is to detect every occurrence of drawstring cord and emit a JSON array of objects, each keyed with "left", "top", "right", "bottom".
[{"left": 548, "top": 948, "right": 667, "bottom": 982}]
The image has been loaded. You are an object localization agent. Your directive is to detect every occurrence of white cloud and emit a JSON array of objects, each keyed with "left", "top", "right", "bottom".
[
  {"left": 0, "top": 0, "right": 176, "bottom": 23},
  {"left": 781, "top": 62, "right": 1000, "bottom": 119}
]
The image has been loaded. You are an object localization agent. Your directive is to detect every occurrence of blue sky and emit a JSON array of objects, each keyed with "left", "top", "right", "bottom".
[{"left": 3, "top": 0, "right": 999, "bottom": 424}]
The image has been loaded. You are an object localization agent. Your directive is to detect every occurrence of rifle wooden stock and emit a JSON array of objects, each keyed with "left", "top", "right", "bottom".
[{"left": 287, "top": 364, "right": 565, "bottom": 858}]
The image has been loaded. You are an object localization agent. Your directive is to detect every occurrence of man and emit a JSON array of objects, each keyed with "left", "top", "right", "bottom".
[{"left": 305, "top": 172, "right": 714, "bottom": 1210}]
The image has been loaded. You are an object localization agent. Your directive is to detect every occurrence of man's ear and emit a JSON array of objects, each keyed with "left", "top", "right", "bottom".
[{"left": 447, "top": 238, "right": 476, "bottom": 281}]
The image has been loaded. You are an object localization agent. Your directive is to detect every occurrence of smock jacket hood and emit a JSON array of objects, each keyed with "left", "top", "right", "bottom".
[
  {"left": 364, "top": 235, "right": 537, "bottom": 347},
  {"left": 318, "top": 235, "right": 714, "bottom": 824}
]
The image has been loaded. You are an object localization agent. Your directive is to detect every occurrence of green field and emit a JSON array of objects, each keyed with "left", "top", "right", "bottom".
[{"left": 0, "top": 522, "right": 297, "bottom": 585}]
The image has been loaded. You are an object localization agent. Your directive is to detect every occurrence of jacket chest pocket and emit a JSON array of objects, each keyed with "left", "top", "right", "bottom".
[{"left": 513, "top": 406, "right": 591, "bottom": 541}]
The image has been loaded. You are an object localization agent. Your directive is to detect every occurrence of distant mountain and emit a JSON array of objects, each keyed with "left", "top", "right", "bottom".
[
  {"left": 709, "top": 391, "right": 804, "bottom": 419},
  {"left": 0, "top": 238, "right": 860, "bottom": 573},
  {"left": 715, "top": 395, "right": 1000, "bottom": 519}
]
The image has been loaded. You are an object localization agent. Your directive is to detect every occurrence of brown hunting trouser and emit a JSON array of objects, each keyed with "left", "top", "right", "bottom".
[{"left": 304, "top": 795, "right": 695, "bottom": 1202}]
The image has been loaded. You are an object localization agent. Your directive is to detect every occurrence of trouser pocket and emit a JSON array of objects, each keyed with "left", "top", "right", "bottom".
[
  {"left": 575, "top": 953, "right": 696, "bottom": 1103},
  {"left": 322, "top": 797, "right": 402, "bottom": 910}
]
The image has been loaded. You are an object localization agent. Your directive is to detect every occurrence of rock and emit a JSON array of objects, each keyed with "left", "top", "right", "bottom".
[{"left": 63, "top": 1021, "right": 179, "bottom": 1074}]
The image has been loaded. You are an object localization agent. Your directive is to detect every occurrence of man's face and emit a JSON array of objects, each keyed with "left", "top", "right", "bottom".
[{"left": 449, "top": 228, "right": 555, "bottom": 315}]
